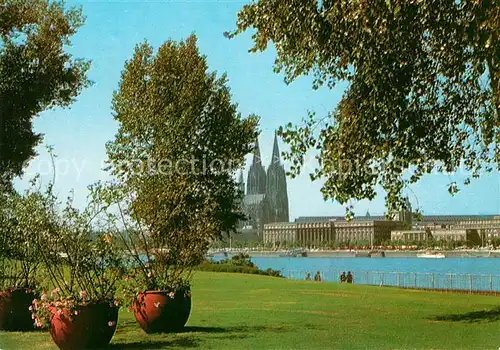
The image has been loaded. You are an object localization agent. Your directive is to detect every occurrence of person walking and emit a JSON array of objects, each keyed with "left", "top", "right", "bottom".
[
  {"left": 305, "top": 273, "right": 312, "bottom": 281},
  {"left": 314, "top": 271, "right": 322, "bottom": 282},
  {"left": 340, "top": 271, "right": 346, "bottom": 283},
  {"left": 346, "top": 271, "right": 353, "bottom": 284}
]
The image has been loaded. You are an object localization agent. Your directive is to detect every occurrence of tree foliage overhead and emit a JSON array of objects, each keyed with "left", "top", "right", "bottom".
[
  {"left": 106, "top": 34, "right": 258, "bottom": 249},
  {"left": 229, "top": 0, "right": 499, "bottom": 217},
  {"left": 0, "top": 0, "right": 90, "bottom": 186}
]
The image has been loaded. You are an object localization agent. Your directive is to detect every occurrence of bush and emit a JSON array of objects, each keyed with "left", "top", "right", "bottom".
[{"left": 196, "top": 260, "right": 283, "bottom": 278}]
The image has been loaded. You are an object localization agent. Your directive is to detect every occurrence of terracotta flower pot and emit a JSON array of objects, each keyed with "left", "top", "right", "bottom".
[
  {"left": 49, "top": 302, "right": 119, "bottom": 350},
  {"left": 133, "top": 289, "right": 191, "bottom": 334},
  {"left": 0, "top": 288, "right": 37, "bottom": 331}
]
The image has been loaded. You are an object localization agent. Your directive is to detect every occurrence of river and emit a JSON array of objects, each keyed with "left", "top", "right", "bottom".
[
  {"left": 248, "top": 256, "right": 500, "bottom": 275},
  {"left": 211, "top": 255, "right": 500, "bottom": 292}
]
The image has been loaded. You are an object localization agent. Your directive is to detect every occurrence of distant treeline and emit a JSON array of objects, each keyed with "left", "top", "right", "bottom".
[{"left": 197, "top": 253, "right": 282, "bottom": 278}]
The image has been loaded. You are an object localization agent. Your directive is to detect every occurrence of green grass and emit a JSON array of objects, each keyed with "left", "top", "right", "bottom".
[{"left": 1, "top": 272, "right": 499, "bottom": 349}]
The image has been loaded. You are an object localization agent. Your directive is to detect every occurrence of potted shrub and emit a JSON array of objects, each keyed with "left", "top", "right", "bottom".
[
  {"left": 28, "top": 181, "right": 124, "bottom": 350},
  {"left": 0, "top": 186, "right": 42, "bottom": 331},
  {"left": 92, "top": 183, "right": 201, "bottom": 334},
  {"left": 0, "top": 259, "right": 40, "bottom": 332},
  {"left": 98, "top": 35, "right": 258, "bottom": 334}
]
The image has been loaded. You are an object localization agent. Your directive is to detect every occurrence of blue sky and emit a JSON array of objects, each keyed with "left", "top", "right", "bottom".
[{"left": 14, "top": 0, "right": 500, "bottom": 220}]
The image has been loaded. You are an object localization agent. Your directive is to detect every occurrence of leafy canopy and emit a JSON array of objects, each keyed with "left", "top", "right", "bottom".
[
  {"left": 0, "top": 0, "right": 90, "bottom": 186},
  {"left": 104, "top": 34, "right": 258, "bottom": 290},
  {"left": 229, "top": 0, "right": 499, "bottom": 217}
]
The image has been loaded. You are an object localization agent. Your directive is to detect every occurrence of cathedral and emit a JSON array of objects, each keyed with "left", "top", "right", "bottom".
[{"left": 237, "top": 134, "right": 289, "bottom": 237}]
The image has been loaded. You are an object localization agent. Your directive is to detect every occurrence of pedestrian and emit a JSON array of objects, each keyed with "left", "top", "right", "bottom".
[
  {"left": 347, "top": 271, "right": 353, "bottom": 283},
  {"left": 340, "top": 271, "right": 346, "bottom": 283},
  {"left": 314, "top": 271, "right": 322, "bottom": 282},
  {"left": 305, "top": 273, "right": 311, "bottom": 281}
]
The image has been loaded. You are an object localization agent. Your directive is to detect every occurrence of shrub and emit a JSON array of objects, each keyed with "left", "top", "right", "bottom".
[{"left": 197, "top": 260, "right": 282, "bottom": 278}]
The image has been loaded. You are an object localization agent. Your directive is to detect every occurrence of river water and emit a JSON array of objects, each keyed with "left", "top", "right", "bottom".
[
  {"left": 212, "top": 256, "right": 500, "bottom": 291},
  {"left": 249, "top": 256, "right": 500, "bottom": 275}
]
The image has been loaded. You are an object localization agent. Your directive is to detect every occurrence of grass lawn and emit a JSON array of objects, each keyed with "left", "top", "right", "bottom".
[{"left": 1, "top": 272, "right": 499, "bottom": 349}]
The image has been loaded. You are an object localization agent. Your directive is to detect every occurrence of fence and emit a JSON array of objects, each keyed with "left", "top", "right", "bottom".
[{"left": 285, "top": 269, "right": 500, "bottom": 294}]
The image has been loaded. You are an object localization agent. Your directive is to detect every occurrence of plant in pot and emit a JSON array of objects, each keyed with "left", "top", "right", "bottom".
[
  {"left": 99, "top": 34, "right": 258, "bottom": 334},
  {"left": 27, "top": 180, "right": 125, "bottom": 350},
  {"left": 91, "top": 181, "right": 208, "bottom": 334},
  {"left": 0, "top": 184, "right": 43, "bottom": 332}
]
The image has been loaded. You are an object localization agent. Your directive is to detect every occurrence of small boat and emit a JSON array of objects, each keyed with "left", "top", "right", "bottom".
[
  {"left": 417, "top": 251, "right": 445, "bottom": 259},
  {"left": 279, "top": 249, "right": 305, "bottom": 258}
]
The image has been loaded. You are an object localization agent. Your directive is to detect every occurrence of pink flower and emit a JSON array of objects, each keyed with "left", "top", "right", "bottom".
[
  {"left": 51, "top": 287, "right": 60, "bottom": 295},
  {"left": 74, "top": 310, "right": 79, "bottom": 316},
  {"left": 28, "top": 306, "right": 33, "bottom": 311},
  {"left": 147, "top": 271, "right": 152, "bottom": 278},
  {"left": 79, "top": 290, "right": 87, "bottom": 299},
  {"left": 103, "top": 232, "right": 113, "bottom": 244},
  {"left": 168, "top": 292, "right": 175, "bottom": 299},
  {"left": 108, "top": 321, "right": 116, "bottom": 327},
  {"left": 41, "top": 294, "right": 47, "bottom": 301},
  {"left": 114, "top": 300, "right": 120, "bottom": 307}
]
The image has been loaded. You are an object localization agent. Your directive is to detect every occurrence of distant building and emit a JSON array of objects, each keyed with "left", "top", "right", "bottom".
[
  {"left": 431, "top": 229, "right": 481, "bottom": 245},
  {"left": 454, "top": 219, "right": 500, "bottom": 242},
  {"left": 392, "top": 219, "right": 500, "bottom": 245},
  {"left": 264, "top": 210, "right": 409, "bottom": 247},
  {"left": 263, "top": 222, "right": 297, "bottom": 246},
  {"left": 331, "top": 220, "right": 406, "bottom": 246},
  {"left": 296, "top": 221, "right": 333, "bottom": 245},
  {"left": 290, "top": 211, "right": 500, "bottom": 247},
  {"left": 391, "top": 229, "right": 431, "bottom": 243},
  {"left": 413, "top": 215, "right": 499, "bottom": 229},
  {"left": 237, "top": 134, "right": 289, "bottom": 238}
]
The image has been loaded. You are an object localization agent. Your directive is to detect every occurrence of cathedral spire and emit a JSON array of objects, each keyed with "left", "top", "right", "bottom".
[
  {"left": 272, "top": 133, "right": 280, "bottom": 165},
  {"left": 265, "top": 132, "right": 289, "bottom": 224},
  {"left": 252, "top": 138, "right": 262, "bottom": 166},
  {"left": 247, "top": 137, "right": 267, "bottom": 195}
]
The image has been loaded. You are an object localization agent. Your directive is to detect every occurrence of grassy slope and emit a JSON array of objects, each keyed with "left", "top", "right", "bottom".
[{"left": 1, "top": 272, "right": 499, "bottom": 349}]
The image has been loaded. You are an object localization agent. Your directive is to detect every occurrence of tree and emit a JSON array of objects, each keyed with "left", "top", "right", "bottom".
[
  {"left": 104, "top": 34, "right": 258, "bottom": 289},
  {"left": 0, "top": 0, "right": 90, "bottom": 187},
  {"left": 229, "top": 0, "right": 499, "bottom": 217}
]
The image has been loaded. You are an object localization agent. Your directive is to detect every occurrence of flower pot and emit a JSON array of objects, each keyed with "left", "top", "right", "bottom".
[
  {"left": 49, "top": 302, "right": 119, "bottom": 350},
  {"left": 133, "top": 289, "right": 191, "bottom": 334},
  {"left": 0, "top": 288, "right": 37, "bottom": 331}
]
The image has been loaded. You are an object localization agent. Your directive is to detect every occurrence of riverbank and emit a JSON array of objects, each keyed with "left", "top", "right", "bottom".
[{"left": 209, "top": 248, "right": 500, "bottom": 258}]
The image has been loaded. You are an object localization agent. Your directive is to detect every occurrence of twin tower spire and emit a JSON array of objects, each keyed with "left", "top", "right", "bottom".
[
  {"left": 250, "top": 133, "right": 281, "bottom": 167},
  {"left": 238, "top": 133, "right": 289, "bottom": 229}
]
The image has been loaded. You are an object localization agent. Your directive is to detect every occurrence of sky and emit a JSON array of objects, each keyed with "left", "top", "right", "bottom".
[{"left": 14, "top": 0, "right": 500, "bottom": 220}]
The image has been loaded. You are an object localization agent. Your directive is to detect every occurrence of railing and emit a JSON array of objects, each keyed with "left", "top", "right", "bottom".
[{"left": 285, "top": 269, "right": 500, "bottom": 294}]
